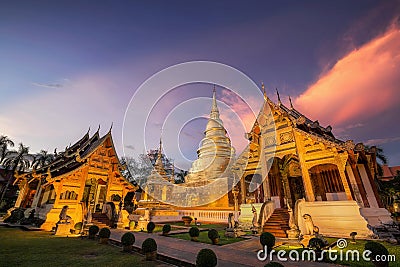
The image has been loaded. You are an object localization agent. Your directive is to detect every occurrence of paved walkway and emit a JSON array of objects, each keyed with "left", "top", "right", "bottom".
[{"left": 110, "top": 229, "right": 342, "bottom": 267}]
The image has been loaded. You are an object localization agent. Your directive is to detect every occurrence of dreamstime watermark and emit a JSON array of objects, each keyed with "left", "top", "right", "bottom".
[
  {"left": 257, "top": 238, "right": 396, "bottom": 263},
  {"left": 122, "top": 61, "right": 277, "bottom": 207}
]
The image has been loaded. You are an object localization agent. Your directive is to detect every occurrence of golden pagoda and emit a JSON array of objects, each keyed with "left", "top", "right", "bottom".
[{"left": 185, "top": 87, "right": 235, "bottom": 186}]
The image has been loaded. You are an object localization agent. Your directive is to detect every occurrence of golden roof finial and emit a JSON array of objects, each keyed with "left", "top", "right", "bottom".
[
  {"left": 289, "top": 96, "right": 294, "bottom": 109},
  {"left": 261, "top": 82, "right": 266, "bottom": 100}
]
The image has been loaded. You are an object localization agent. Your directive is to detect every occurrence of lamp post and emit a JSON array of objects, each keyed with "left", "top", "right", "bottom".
[{"left": 232, "top": 185, "right": 240, "bottom": 226}]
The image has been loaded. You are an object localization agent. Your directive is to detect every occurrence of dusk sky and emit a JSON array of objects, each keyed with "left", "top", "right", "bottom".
[{"left": 1, "top": 1, "right": 400, "bottom": 168}]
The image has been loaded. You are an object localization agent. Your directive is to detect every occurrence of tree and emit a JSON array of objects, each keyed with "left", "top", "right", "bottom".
[
  {"left": 32, "top": 150, "right": 54, "bottom": 169},
  {"left": 120, "top": 155, "right": 152, "bottom": 186},
  {"left": 0, "top": 143, "right": 34, "bottom": 204},
  {"left": 0, "top": 135, "right": 15, "bottom": 163},
  {"left": 175, "top": 170, "right": 187, "bottom": 184},
  {"left": 365, "top": 145, "right": 388, "bottom": 176}
]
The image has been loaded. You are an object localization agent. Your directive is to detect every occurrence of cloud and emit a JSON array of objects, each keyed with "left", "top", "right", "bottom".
[
  {"left": 218, "top": 89, "right": 260, "bottom": 154},
  {"left": 0, "top": 73, "right": 122, "bottom": 154},
  {"left": 295, "top": 25, "right": 400, "bottom": 127},
  {"left": 364, "top": 136, "right": 400, "bottom": 146},
  {"left": 32, "top": 82, "right": 63, "bottom": 89}
]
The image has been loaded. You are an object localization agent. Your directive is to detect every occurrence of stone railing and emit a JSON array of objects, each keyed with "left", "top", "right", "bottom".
[{"left": 177, "top": 209, "right": 233, "bottom": 223}]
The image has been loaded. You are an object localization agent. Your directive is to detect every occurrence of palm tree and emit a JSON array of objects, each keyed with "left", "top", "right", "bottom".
[
  {"left": 32, "top": 150, "right": 54, "bottom": 169},
  {"left": 0, "top": 135, "right": 15, "bottom": 163},
  {"left": 0, "top": 143, "right": 34, "bottom": 204}
]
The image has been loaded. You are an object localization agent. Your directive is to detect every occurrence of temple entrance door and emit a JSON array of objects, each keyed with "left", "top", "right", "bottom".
[
  {"left": 244, "top": 174, "right": 264, "bottom": 203},
  {"left": 288, "top": 176, "right": 305, "bottom": 207},
  {"left": 94, "top": 179, "right": 107, "bottom": 212}
]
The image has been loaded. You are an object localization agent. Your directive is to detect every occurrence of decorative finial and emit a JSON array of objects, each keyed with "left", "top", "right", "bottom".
[
  {"left": 108, "top": 122, "right": 113, "bottom": 133},
  {"left": 276, "top": 88, "right": 281, "bottom": 105},
  {"left": 87, "top": 126, "right": 90, "bottom": 134},
  {"left": 261, "top": 82, "right": 266, "bottom": 99},
  {"left": 97, "top": 124, "right": 101, "bottom": 132},
  {"left": 159, "top": 137, "right": 162, "bottom": 155},
  {"left": 289, "top": 96, "right": 293, "bottom": 109},
  {"left": 211, "top": 84, "right": 219, "bottom": 114}
]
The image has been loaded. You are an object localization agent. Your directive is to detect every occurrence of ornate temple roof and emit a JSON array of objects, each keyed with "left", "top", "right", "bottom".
[
  {"left": 14, "top": 126, "right": 134, "bottom": 188},
  {"left": 258, "top": 85, "right": 344, "bottom": 147}
]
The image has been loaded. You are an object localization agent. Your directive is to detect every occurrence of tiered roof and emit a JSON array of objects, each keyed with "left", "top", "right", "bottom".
[{"left": 14, "top": 127, "right": 134, "bottom": 189}]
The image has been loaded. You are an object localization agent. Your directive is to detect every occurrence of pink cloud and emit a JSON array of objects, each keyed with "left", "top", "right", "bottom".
[
  {"left": 295, "top": 25, "right": 400, "bottom": 127},
  {"left": 218, "top": 89, "right": 259, "bottom": 153}
]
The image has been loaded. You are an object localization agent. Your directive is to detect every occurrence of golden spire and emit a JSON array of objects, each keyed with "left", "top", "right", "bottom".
[
  {"left": 210, "top": 85, "right": 222, "bottom": 123},
  {"left": 157, "top": 137, "right": 162, "bottom": 161},
  {"left": 211, "top": 85, "right": 218, "bottom": 113},
  {"left": 262, "top": 82, "right": 266, "bottom": 100},
  {"left": 154, "top": 136, "right": 166, "bottom": 175}
]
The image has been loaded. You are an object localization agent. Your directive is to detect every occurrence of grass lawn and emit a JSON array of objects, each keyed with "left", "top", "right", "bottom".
[
  {"left": 277, "top": 237, "right": 400, "bottom": 267},
  {"left": 170, "top": 229, "right": 245, "bottom": 246},
  {"left": 0, "top": 227, "right": 161, "bottom": 267}
]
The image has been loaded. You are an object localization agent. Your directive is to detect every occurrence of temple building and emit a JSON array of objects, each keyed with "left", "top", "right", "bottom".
[
  {"left": 230, "top": 85, "right": 392, "bottom": 237},
  {"left": 145, "top": 85, "right": 392, "bottom": 238},
  {"left": 12, "top": 128, "right": 137, "bottom": 231}
]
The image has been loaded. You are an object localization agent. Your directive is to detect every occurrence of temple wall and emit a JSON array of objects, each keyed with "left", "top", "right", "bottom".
[{"left": 296, "top": 199, "right": 373, "bottom": 238}]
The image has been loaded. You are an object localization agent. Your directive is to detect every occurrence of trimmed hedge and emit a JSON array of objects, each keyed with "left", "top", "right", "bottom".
[
  {"left": 196, "top": 248, "right": 217, "bottom": 267},
  {"left": 88, "top": 225, "right": 99, "bottom": 238},
  {"left": 99, "top": 227, "right": 111, "bottom": 238},
  {"left": 142, "top": 238, "right": 157, "bottom": 253},
  {"left": 162, "top": 224, "right": 171, "bottom": 235},
  {"left": 189, "top": 227, "right": 200, "bottom": 237},
  {"left": 260, "top": 232, "right": 275, "bottom": 253},
  {"left": 147, "top": 222, "right": 155, "bottom": 233},
  {"left": 121, "top": 232, "right": 135, "bottom": 246},
  {"left": 208, "top": 229, "right": 219, "bottom": 240}
]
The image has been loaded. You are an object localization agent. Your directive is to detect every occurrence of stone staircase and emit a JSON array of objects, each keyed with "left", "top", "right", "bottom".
[
  {"left": 262, "top": 208, "right": 290, "bottom": 238},
  {"left": 92, "top": 213, "right": 111, "bottom": 228}
]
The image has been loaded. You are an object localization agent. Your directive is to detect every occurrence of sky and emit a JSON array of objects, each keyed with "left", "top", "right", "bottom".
[{"left": 1, "top": 0, "right": 400, "bottom": 168}]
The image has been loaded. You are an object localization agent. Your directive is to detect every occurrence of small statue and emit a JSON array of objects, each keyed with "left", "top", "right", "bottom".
[
  {"left": 59, "top": 205, "right": 72, "bottom": 223},
  {"left": 228, "top": 213, "right": 234, "bottom": 229},
  {"left": 251, "top": 205, "right": 259, "bottom": 234},
  {"left": 303, "top": 214, "right": 315, "bottom": 235},
  {"left": 286, "top": 204, "right": 300, "bottom": 239}
]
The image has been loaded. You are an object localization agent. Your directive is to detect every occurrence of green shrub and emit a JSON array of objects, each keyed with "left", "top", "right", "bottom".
[
  {"left": 196, "top": 248, "right": 217, "bottom": 267},
  {"left": 308, "top": 237, "right": 326, "bottom": 251},
  {"left": 207, "top": 229, "right": 219, "bottom": 240},
  {"left": 189, "top": 227, "right": 200, "bottom": 237},
  {"left": 142, "top": 238, "right": 157, "bottom": 253},
  {"left": 121, "top": 232, "right": 135, "bottom": 246},
  {"left": 147, "top": 222, "right": 155, "bottom": 233},
  {"left": 162, "top": 224, "right": 171, "bottom": 234},
  {"left": 264, "top": 262, "right": 284, "bottom": 267},
  {"left": 260, "top": 232, "right": 275, "bottom": 253},
  {"left": 88, "top": 225, "right": 99, "bottom": 237},
  {"left": 350, "top": 232, "right": 357, "bottom": 242},
  {"left": 365, "top": 241, "right": 389, "bottom": 258},
  {"left": 74, "top": 222, "right": 83, "bottom": 230},
  {"left": 98, "top": 227, "right": 111, "bottom": 238}
]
